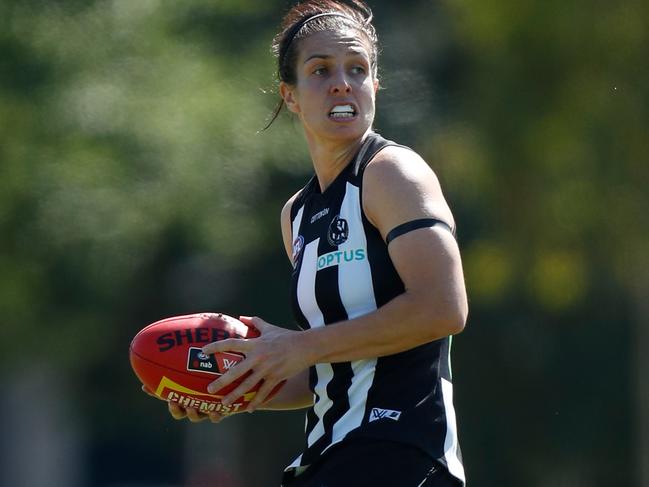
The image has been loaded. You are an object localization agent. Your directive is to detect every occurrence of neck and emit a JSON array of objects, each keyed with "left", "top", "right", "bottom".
[{"left": 304, "top": 129, "right": 372, "bottom": 192}]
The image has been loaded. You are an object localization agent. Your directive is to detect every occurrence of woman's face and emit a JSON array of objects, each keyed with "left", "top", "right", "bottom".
[{"left": 280, "top": 29, "right": 378, "bottom": 144}]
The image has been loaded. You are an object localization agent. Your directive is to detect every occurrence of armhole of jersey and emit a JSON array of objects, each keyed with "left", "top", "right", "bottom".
[
  {"left": 357, "top": 138, "right": 457, "bottom": 242},
  {"left": 287, "top": 198, "right": 295, "bottom": 242},
  {"left": 354, "top": 140, "right": 412, "bottom": 179},
  {"left": 357, "top": 139, "right": 416, "bottom": 233},
  {"left": 288, "top": 183, "right": 311, "bottom": 265},
  {"left": 290, "top": 184, "right": 307, "bottom": 221}
]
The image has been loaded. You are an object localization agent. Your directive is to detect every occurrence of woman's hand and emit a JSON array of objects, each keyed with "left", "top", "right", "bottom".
[
  {"left": 141, "top": 385, "right": 229, "bottom": 424},
  {"left": 202, "top": 316, "right": 310, "bottom": 413}
]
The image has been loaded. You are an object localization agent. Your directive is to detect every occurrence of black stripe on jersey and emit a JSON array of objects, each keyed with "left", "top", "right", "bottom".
[
  {"left": 290, "top": 249, "right": 310, "bottom": 331},
  {"left": 351, "top": 138, "right": 373, "bottom": 177},
  {"left": 438, "top": 336, "right": 453, "bottom": 381},
  {"left": 291, "top": 177, "right": 318, "bottom": 221},
  {"left": 351, "top": 134, "right": 412, "bottom": 181},
  {"left": 301, "top": 369, "right": 321, "bottom": 465},
  {"left": 303, "top": 372, "right": 319, "bottom": 436},
  {"left": 289, "top": 203, "right": 311, "bottom": 331},
  {"left": 351, "top": 132, "right": 409, "bottom": 179},
  {"left": 290, "top": 287, "right": 309, "bottom": 331},
  {"left": 313, "top": 244, "right": 348, "bottom": 326},
  {"left": 361, "top": 214, "right": 405, "bottom": 308},
  {"left": 353, "top": 133, "right": 407, "bottom": 307},
  {"left": 308, "top": 232, "right": 354, "bottom": 460},
  {"left": 302, "top": 361, "right": 355, "bottom": 465}
]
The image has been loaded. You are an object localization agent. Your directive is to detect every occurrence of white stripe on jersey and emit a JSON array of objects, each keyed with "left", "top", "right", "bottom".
[
  {"left": 324, "top": 183, "right": 379, "bottom": 448},
  {"left": 337, "top": 183, "right": 378, "bottom": 318},
  {"left": 441, "top": 378, "right": 466, "bottom": 484},
  {"left": 328, "top": 358, "right": 377, "bottom": 448},
  {"left": 296, "top": 238, "right": 333, "bottom": 448},
  {"left": 307, "top": 363, "right": 335, "bottom": 447},
  {"left": 298, "top": 183, "right": 384, "bottom": 453},
  {"left": 291, "top": 205, "right": 305, "bottom": 267},
  {"left": 292, "top": 205, "right": 304, "bottom": 249},
  {"left": 296, "top": 239, "right": 325, "bottom": 329}
]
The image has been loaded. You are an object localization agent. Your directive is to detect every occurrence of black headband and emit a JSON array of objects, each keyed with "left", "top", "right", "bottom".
[{"left": 279, "top": 12, "right": 360, "bottom": 70}]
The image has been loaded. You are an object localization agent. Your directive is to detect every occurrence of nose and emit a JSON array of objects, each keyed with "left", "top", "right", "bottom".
[{"left": 329, "top": 68, "right": 351, "bottom": 94}]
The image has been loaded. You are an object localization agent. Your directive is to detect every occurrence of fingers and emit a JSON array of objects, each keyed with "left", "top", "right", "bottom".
[
  {"left": 208, "top": 412, "right": 227, "bottom": 423},
  {"left": 239, "top": 315, "right": 263, "bottom": 331},
  {"left": 167, "top": 401, "right": 228, "bottom": 423},
  {"left": 206, "top": 357, "right": 254, "bottom": 394},
  {"left": 202, "top": 338, "right": 252, "bottom": 356},
  {"left": 238, "top": 315, "right": 254, "bottom": 325},
  {"left": 246, "top": 378, "right": 280, "bottom": 412},
  {"left": 168, "top": 401, "right": 188, "bottom": 420},
  {"left": 185, "top": 407, "right": 209, "bottom": 423},
  {"left": 147, "top": 387, "right": 220, "bottom": 423},
  {"left": 201, "top": 316, "right": 290, "bottom": 412},
  {"left": 220, "top": 372, "right": 263, "bottom": 407},
  {"left": 202, "top": 317, "right": 275, "bottom": 394}
]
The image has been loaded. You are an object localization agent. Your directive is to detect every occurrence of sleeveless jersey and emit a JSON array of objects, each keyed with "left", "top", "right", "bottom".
[{"left": 284, "top": 132, "right": 465, "bottom": 485}]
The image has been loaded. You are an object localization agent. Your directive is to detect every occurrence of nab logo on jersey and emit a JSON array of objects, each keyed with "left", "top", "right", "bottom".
[
  {"left": 369, "top": 408, "right": 402, "bottom": 423},
  {"left": 327, "top": 216, "right": 349, "bottom": 246}
]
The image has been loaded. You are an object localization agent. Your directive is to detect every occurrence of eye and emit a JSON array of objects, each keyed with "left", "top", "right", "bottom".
[
  {"left": 312, "top": 66, "right": 327, "bottom": 76},
  {"left": 350, "top": 65, "right": 366, "bottom": 75}
]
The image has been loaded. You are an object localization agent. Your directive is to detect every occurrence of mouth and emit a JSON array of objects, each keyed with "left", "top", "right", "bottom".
[{"left": 328, "top": 103, "right": 357, "bottom": 121}]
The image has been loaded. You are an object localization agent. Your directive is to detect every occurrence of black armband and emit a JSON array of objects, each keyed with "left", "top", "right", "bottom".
[{"left": 385, "top": 218, "right": 455, "bottom": 245}]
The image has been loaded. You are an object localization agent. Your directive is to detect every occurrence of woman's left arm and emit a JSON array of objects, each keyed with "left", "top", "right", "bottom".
[{"left": 203, "top": 147, "right": 467, "bottom": 410}]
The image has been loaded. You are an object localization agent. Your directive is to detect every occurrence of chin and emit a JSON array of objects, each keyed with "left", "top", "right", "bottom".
[
  {"left": 302, "top": 116, "right": 373, "bottom": 144},
  {"left": 325, "top": 120, "right": 372, "bottom": 139}
]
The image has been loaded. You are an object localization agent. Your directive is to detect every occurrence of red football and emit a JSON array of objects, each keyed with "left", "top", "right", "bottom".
[{"left": 130, "top": 312, "right": 278, "bottom": 415}]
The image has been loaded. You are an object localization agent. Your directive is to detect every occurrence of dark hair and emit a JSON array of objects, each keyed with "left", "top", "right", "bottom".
[{"left": 263, "top": 0, "right": 379, "bottom": 130}]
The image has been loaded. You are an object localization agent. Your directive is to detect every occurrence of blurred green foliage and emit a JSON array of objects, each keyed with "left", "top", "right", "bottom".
[{"left": 1, "top": 0, "right": 647, "bottom": 485}]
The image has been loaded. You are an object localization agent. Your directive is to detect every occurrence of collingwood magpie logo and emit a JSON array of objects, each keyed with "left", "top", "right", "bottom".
[{"left": 327, "top": 215, "right": 348, "bottom": 246}]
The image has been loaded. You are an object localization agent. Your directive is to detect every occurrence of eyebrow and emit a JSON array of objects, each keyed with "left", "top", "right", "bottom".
[
  {"left": 304, "top": 54, "right": 333, "bottom": 64},
  {"left": 303, "top": 49, "right": 368, "bottom": 65}
]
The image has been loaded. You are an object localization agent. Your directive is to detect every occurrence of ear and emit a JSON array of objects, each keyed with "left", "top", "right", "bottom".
[
  {"left": 373, "top": 78, "right": 379, "bottom": 94},
  {"left": 280, "top": 81, "right": 300, "bottom": 114}
]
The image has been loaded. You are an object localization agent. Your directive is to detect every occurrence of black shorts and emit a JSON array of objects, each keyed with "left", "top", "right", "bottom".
[{"left": 281, "top": 439, "right": 463, "bottom": 487}]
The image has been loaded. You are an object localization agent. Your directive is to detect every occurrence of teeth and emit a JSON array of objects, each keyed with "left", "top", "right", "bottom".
[{"left": 330, "top": 105, "right": 355, "bottom": 114}]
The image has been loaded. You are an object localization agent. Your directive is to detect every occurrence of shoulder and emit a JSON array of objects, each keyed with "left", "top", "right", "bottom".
[
  {"left": 365, "top": 145, "right": 441, "bottom": 194},
  {"left": 281, "top": 190, "right": 300, "bottom": 223},
  {"left": 362, "top": 145, "right": 454, "bottom": 237},
  {"left": 281, "top": 189, "right": 303, "bottom": 236},
  {"left": 280, "top": 189, "right": 303, "bottom": 264}
]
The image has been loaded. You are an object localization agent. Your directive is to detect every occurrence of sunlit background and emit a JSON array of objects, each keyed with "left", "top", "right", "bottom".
[{"left": 1, "top": 0, "right": 647, "bottom": 486}]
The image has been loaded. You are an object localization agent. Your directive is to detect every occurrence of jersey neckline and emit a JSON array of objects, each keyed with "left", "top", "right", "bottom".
[{"left": 310, "top": 132, "right": 378, "bottom": 198}]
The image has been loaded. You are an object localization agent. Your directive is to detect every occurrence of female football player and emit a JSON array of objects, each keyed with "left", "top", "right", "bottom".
[{"left": 156, "top": 1, "right": 468, "bottom": 485}]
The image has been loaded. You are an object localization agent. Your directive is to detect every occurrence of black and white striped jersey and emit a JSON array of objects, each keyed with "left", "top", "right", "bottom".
[{"left": 284, "top": 132, "right": 465, "bottom": 485}]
